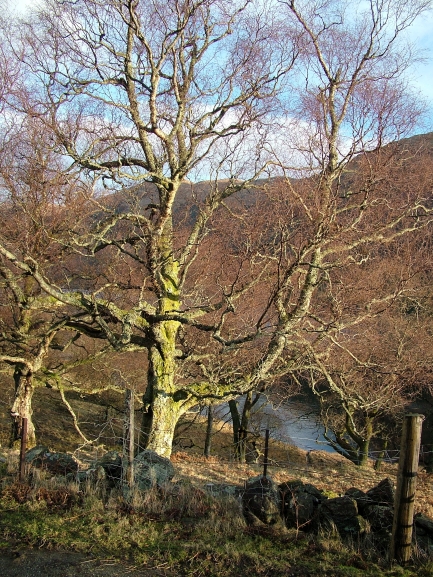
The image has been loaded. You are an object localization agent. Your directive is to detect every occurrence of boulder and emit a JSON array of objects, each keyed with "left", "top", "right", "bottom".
[
  {"left": 77, "top": 465, "right": 107, "bottom": 485},
  {"left": 43, "top": 452, "right": 79, "bottom": 476},
  {"left": 94, "top": 451, "right": 122, "bottom": 487},
  {"left": 366, "top": 478, "right": 395, "bottom": 507},
  {"left": 319, "top": 496, "right": 367, "bottom": 537},
  {"left": 415, "top": 513, "right": 433, "bottom": 537},
  {"left": 204, "top": 483, "right": 243, "bottom": 498},
  {"left": 371, "top": 530, "right": 393, "bottom": 554},
  {"left": 344, "top": 515, "right": 370, "bottom": 536},
  {"left": 25, "top": 445, "right": 50, "bottom": 465},
  {"left": 344, "top": 487, "right": 370, "bottom": 515},
  {"left": 279, "top": 480, "right": 324, "bottom": 531},
  {"left": 26, "top": 446, "right": 78, "bottom": 476},
  {"left": 321, "top": 495, "right": 358, "bottom": 519},
  {"left": 242, "top": 475, "right": 282, "bottom": 526},
  {"left": 414, "top": 516, "right": 433, "bottom": 556},
  {"left": 363, "top": 504, "right": 393, "bottom": 532},
  {"left": 132, "top": 449, "right": 175, "bottom": 491}
]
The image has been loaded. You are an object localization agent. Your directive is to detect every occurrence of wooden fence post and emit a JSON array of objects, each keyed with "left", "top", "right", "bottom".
[
  {"left": 123, "top": 388, "right": 135, "bottom": 490},
  {"left": 389, "top": 413, "right": 424, "bottom": 565},
  {"left": 263, "top": 429, "right": 270, "bottom": 478}
]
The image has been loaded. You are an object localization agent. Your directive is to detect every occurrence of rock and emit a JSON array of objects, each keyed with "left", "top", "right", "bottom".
[
  {"left": 95, "top": 451, "right": 122, "bottom": 487},
  {"left": 319, "top": 496, "right": 363, "bottom": 537},
  {"left": 132, "top": 449, "right": 175, "bottom": 491},
  {"left": 25, "top": 445, "right": 50, "bottom": 464},
  {"left": 371, "top": 530, "right": 393, "bottom": 554},
  {"left": 25, "top": 446, "right": 78, "bottom": 476},
  {"left": 415, "top": 513, "right": 433, "bottom": 537},
  {"left": 43, "top": 452, "right": 79, "bottom": 476},
  {"left": 344, "top": 487, "right": 370, "bottom": 515},
  {"left": 343, "top": 514, "right": 370, "bottom": 535},
  {"left": 204, "top": 483, "right": 243, "bottom": 498},
  {"left": 364, "top": 504, "right": 394, "bottom": 532},
  {"left": 366, "top": 478, "right": 395, "bottom": 507},
  {"left": 242, "top": 475, "right": 282, "bottom": 526},
  {"left": 414, "top": 518, "right": 433, "bottom": 557},
  {"left": 279, "top": 481, "right": 324, "bottom": 531},
  {"left": 322, "top": 496, "right": 358, "bottom": 519},
  {"left": 77, "top": 465, "right": 107, "bottom": 485}
]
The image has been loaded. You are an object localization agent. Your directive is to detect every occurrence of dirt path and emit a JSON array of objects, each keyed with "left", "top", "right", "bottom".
[{"left": 0, "top": 548, "right": 170, "bottom": 577}]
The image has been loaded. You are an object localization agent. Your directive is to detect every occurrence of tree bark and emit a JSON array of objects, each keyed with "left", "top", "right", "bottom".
[
  {"left": 141, "top": 326, "right": 188, "bottom": 457},
  {"left": 229, "top": 392, "right": 258, "bottom": 463},
  {"left": 10, "top": 366, "right": 36, "bottom": 449},
  {"left": 229, "top": 399, "right": 242, "bottom": 461},
  {"left": 357, "top": 438, "right": 371, "bottom": 467},
  {"left": 142, "top": 393, "right": 185, "bottom": 458}
]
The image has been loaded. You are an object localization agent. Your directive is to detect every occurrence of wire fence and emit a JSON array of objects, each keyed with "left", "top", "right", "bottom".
[
  {"left": 67, "top": 412, "right": 433, "bottom": 484},
  {"left": 9, "top": 389, "right": 429, "bottom": 501},
  {"left": 11, "top": 409, "right": 433, "bottom": 527}
]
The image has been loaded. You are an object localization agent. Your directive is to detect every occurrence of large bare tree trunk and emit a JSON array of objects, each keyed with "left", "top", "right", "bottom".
[
  {"left": 141, "top": 321, "right": 188, "bottom": 458},
  {"left": 10, "top": 366, "right": 36, "bottom": 449},
  {"left": 143, "top": 395, "right": 184, "bottom": 458}
]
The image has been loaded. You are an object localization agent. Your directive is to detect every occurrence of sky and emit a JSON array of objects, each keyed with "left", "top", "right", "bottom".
[
  {"left": 407, "top": 10, "right": 433, "bottom": 132},
  {"left": 9, "top": 0, "right": 433, "bottom": 133}
]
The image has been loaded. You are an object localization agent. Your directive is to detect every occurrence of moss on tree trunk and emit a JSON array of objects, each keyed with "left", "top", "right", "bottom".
[{"left": 141, "top": 304, "right": 189, "bottom": 457}]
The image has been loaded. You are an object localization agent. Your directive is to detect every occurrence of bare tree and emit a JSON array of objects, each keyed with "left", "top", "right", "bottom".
[
  {"left": 0, "top": 0, "right": 300, "bottom": 456},
  {"left": 0, "top": 108, "right": 117, "bottom": 446},
  {"left": 0, "top": 0, "right": 431, "bottom": 458},
  {"left": 303, "top": 196, "right": 433, "bottom": 465}
]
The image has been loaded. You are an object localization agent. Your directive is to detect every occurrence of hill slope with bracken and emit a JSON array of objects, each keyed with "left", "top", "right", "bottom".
[{"left": 1, "top": 133, "right": 433, "bottom": 454}]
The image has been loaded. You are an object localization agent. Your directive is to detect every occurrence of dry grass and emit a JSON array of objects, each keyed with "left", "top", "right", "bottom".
[
  {"left": 2, "top": 390, "right": 433, "bottom": 520},
  {"left": 2, "top": 422, "right": 433, "bottom": 577},
  {"left": 171, "top": 416, "right": 433, "bottom": 519}
]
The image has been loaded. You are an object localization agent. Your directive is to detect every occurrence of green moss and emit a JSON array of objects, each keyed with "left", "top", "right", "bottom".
[{"left": 322, "top": 489, "right": 341, "bottom": 499}]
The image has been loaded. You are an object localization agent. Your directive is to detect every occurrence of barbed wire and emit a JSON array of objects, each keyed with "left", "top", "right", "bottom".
[{"left": 68, "top": 414, "right": 433, "bottom": 484}]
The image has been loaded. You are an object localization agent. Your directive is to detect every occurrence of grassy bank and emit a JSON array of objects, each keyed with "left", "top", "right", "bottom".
[
  {"left": 1, "top": 461, "right": 433, "bottom": 576},
  {"left": 1, "top": 389, "right": 433, "bottom": 575}
]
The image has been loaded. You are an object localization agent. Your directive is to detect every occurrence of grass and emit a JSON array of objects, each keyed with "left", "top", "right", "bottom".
[
  {"left": 1, "top": 385, "right": 433, "bottom": 575},
  {"left": 1, "top": 470, "right": 432, "bottom": 577}
]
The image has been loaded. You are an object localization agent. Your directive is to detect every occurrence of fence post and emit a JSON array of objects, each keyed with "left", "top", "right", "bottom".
[
  {"left": 389, "top": 413, "right": 424, "bottom": 565},
  {"left": 123, "top": 388, "right": 135, "bottom": 490},
  {"left": 204, "top": 406, "right": 213, "bottom": 458},
  {"left": 19, "top": 417, "right": 28, "bottom": 482},
  {"left": 263, "top": 429, "right": 270, "bottom": 478}
]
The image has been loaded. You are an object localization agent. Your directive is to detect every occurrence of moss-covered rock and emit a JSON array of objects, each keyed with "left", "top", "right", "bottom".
[{"left": 242, "top": 475, "right": 282, "bottom": 526}]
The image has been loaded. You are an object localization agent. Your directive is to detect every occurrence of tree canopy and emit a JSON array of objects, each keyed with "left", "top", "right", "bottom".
[{"left": 0, "top": 0, "right": 432, "bottom": 457}]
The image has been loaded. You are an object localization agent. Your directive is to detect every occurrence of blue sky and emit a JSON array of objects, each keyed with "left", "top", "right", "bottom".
[
  {"left": 11, "top": 0, "right": 433, "bottom": 134},
  {"left": 406, "top": 10, "right": 433, "bottom": 132}
]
